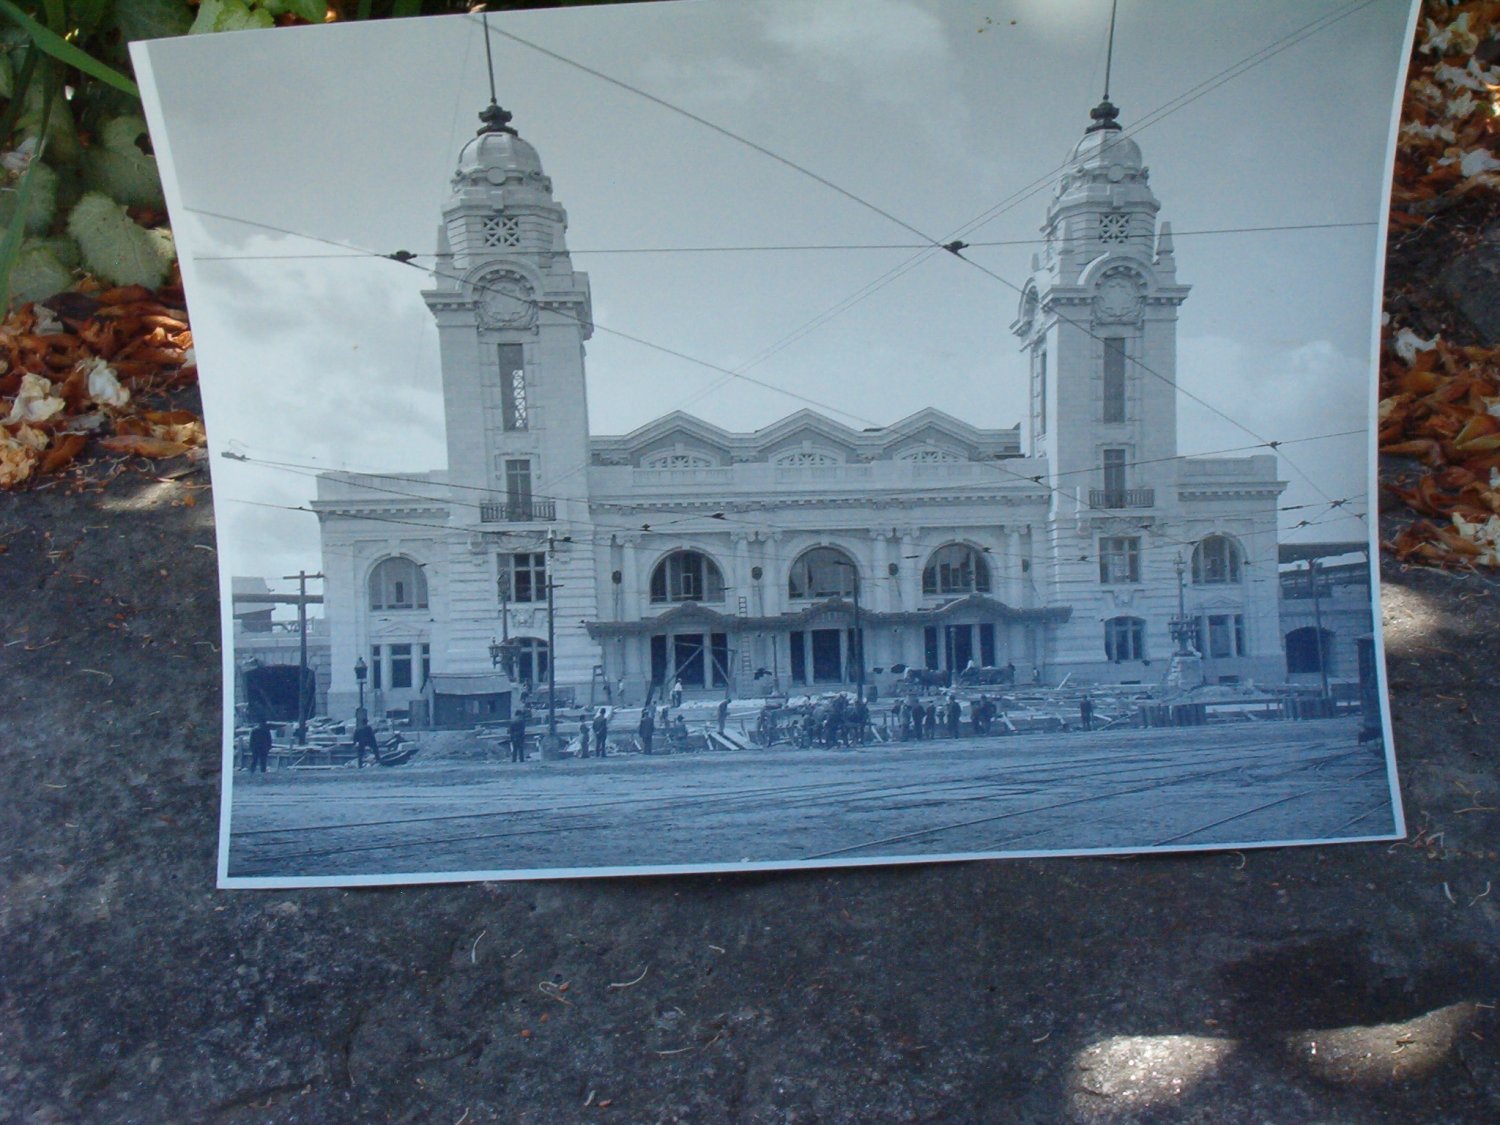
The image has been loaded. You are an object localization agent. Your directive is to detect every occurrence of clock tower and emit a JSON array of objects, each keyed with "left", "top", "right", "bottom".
[{"left": 421, "top": 99, "right": 601, "bottom": 689}]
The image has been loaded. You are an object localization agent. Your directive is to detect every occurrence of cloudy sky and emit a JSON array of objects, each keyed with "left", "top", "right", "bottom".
[{"left": 135, "top": 0, "right": 1415, "bottom": 608}]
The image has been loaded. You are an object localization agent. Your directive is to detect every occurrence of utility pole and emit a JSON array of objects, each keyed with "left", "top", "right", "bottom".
[
  {"left": 1310, "top": 557, "right": 1331, "bottom": 702},
  {"left": 546, "top": 529, "right": 558, "bottom": 739},
  {"left": 282, "top": 570, "right": 323, "bottom": 744},
  {"left": 851, "top": 568, "right": 864, "bottom": 703}
]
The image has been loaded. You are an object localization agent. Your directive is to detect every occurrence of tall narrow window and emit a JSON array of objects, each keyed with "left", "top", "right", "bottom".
[
  {"left": 1099, "top": 536, "right": 1140, "bottom": 584},
  {"left": 499, "top": 344, "right": 527, "bottom": 431},
  {"left": 1103, "top": 338, "right": 1126, "bottom": 423},
  {"left": 390, "top": 643, "right": 413, "bottom": 689},
  {"left": 505, "top": 459, "right": 532, "bottom": 519},
  {"left": 1102, "top": 449, "right": 1127, "bottom": 506},
  {"left": 1035, "top": 348, "right": 1047, "bottom": 435}
]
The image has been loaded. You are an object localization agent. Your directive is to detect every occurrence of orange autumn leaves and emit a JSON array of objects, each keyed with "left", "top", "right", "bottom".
[
  {"left": 0, "top": 281, "right": 200, "bottom": 488},
  {"left": 1382, "top": 3, "right": 1500, "bottom": 565},
  {"left": 1382, "top": 331, "right": 1500, "bottom": 564}
]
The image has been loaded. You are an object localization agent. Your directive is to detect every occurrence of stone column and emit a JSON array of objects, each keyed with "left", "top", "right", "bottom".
[
  {"left": 1007, "top": 527, "right": 1024, "bottom": 605},
  {"left": 899, "top": 529, "right": 919, "bottom": 610},
  {"left": 872, "top": 530, "right": 891, "bottom": 612},
  {"left": 621, "top": 536, "right": 641, "bottom": 621}
]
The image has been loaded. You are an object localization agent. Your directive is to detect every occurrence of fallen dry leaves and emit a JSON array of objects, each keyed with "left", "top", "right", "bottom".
[
  {"left": 1382, "top": 2, "right": 1500, "bottom": 565},
  {"left": 0, "top": 273, "right": 200, "bottom": 488}
]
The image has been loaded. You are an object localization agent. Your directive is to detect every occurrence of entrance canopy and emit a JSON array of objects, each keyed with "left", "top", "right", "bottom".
[{"left": 585, "top": 594, "right": 1071, "bottom": 638}]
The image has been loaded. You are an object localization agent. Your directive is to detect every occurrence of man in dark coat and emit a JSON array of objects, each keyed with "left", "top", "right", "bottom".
[
  {"left": 1080, "top": 695, "right": 1095, "bottom": 732},
  {"left": 946, "top": 695, "right": 962, "bottom": 739},
  {"left": 638, "top": 707, "right": 655, "bottom": 754},
  {"left": 249, "top": 721, "right": 272, "bottom": 773},
  {"left": 353, "top": 720, "right": 378, "bottom": 768},
  {"left": 508, "top": 709, "right": 529, "bottom": 763},
  {"left": 592, "top": 708, "right": 610, "bottom": 758}
]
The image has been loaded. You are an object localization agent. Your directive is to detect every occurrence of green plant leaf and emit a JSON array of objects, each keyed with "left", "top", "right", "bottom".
[
  {"left": 81, "top": 114, "right": 163, "bottom": 208},
  {"left": 24, "top": 233, "right": 79, "bottom": 268},
  {"left": 0, "top": 0, "right": 140, "bottom": 98},
  {"left": 189, "top": 0, "right": 275, "bottom": 35},
  {"left": 112, "top": 0, "right": 194, "bottom": 43},
  {"left": 66, "top": 190, "right": 175, "bottom": 289},
  {"left": 261, "top": 0, "right": 327, "bottom": 21},
  {"left": 9, "top": 241, "right": 73, "bottom": 305},
  {"left": 0, "top": 155, "right": 57, "bottom": 235}
]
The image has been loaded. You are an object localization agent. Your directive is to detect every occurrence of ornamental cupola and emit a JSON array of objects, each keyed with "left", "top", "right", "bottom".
[
  {"left": 435, "top": 100, "right": 573, "bottom": 275},
  {"left": 1040, "top": 98, "right": 1168, "bottom": 287}
]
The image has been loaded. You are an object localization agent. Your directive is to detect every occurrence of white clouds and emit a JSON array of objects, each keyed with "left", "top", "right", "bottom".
[{"left": 761, "top": 0, "right": 952, "bottom": 72}]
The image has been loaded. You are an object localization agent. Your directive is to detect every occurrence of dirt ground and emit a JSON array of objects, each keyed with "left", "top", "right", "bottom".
[{"left": 0, "top": 421, "right": 1495, "bottom": 1124}]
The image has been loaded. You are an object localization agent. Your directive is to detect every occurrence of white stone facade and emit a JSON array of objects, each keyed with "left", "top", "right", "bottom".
[{"left": 314, "top": 97, "right": 1295, "bottom": 722}]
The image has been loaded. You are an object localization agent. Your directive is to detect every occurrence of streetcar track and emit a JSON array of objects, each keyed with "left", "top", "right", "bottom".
[{"left": 233, "top": 738, "right": 1381, "bottom": 873}]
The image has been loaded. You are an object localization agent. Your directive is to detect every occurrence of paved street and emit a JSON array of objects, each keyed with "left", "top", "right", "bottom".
[{"left": 225, "top": 717, "right": 1397, "bottom": 882}]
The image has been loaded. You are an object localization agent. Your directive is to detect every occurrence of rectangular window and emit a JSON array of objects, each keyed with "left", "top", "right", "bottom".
[
  {"left": 1199, "top": 614, "right": 1246, "bottom": 658},
  {"left": 420, "top": 643, "right": 431, "bottom": 687},
  {"left": 923, "top": 625, "right": 940, "bottom": 671},
  {"left": 499, "top": 344, "right": 527, "bottom": 431},
  {"left": 390, "top": 643, "right": 413, "bottom": 689},
  {"left": 1104, "top": 617, "right": 1146, "bottom": 661},
  {"left": 1103, "top": 338, "right": 1126, "bottom": 423},
  {"left": 505, "top": 459, "right": 532, "bottom": 519},
  {"left": 979, "top": 623, "right": 996, "bottom": 667},
  {"left": 499, "top": 551, "right": 546, "bottom": 604},
  {"left": 370, "top": 645, "right": 382, "bottom": 690},
  {"left": 1099, "top": 536, "right": 1141, "bottom": 584},
  {"left": 1102, "top": 448, "right": 1127, "bottom": 505}
]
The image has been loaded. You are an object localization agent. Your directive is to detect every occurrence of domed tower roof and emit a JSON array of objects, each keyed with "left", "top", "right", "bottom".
[
  {"left": 451, "top": 101, "right": 546, "bottom": 190},
  {"left": 1066, "top": 99, "right": 1144, "bottom": 176}
]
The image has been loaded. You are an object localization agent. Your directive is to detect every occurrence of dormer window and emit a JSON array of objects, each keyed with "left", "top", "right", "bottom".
[
  {"left": 1099, "top": 213, "right": 1129, "bottom": 243},
  {"left": 483, "top": 215, "right": 521, "bottom": 248}
]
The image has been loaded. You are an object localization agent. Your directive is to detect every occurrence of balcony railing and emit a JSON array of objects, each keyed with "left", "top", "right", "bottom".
[
  {"left": 479, "top": 499, "right": 556, "bottom": 523},
  {"left": 1089, "top": 488, "right": 1155, "bottom": 510}
]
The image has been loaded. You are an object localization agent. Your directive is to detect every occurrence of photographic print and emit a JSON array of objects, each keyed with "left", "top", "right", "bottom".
[{"left": 130, "top": 0, "right": 1415, "bottom": 887}]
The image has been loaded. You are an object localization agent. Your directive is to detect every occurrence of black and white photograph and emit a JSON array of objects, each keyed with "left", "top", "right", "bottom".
[{"left": 131, "top": 0, "right": 1415, "bottom": 887}]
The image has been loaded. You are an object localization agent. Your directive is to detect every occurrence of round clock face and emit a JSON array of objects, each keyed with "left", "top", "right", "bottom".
[
  {"left": 1095, "top": 275, "right": 1142, "bottom": 323},
  {"left": 476, "top": 272, "right": 536, "bottom": 329}
]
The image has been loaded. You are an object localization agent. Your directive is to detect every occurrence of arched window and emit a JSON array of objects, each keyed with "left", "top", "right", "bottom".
[
  {"left": 369, "top": 557, "right": 428, "bottom": 610},
  {"left": 649, "top": 550, "right": 726, "bottom": 604},
  {"left": 1192, "top": 535, "right": 1243, "bottom": 584},
  {"left": 1285, "top": 627, "right": 1334, "bottom": 674},
  {"left": 897, "top": 447, "right": 961, "bottom": 463},
  {"left": 774, "top": 450, "right": 838, "bottom": 467},
  {"left": 511, "top": 637, "right": 549, "bottom": 687},
  {"left": 1104, "top": 616, "right": 1146, "bottom": 661},
  {"left": 643, "top": 451, "right": 713, "bottom": 469},
  {"left": 922, "top": 544, "right": 991, "bottom": 596},
  {"left": 788, "top": 547, "right": 858, "bottom": 599}
]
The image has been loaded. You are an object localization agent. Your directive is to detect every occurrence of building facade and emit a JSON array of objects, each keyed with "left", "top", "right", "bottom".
[{"left": 314, "top": 96, "right": 1295, "bottom": 723}]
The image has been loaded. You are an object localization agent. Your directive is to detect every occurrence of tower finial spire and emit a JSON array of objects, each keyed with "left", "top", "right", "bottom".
[
  {"left": 477, "top": 11, "right": 517, "bottom": 136},
  {"left": 1085, "top": 0, "right": 1122, "bottom": 133}
]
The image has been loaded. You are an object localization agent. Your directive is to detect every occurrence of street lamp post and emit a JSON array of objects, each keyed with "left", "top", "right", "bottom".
[
  {"left": 1170, "top": 553, "right": 1195, "bottom": 656},
  {"left": 353, "top": 656, "right": 368, "bottom": 726}
]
